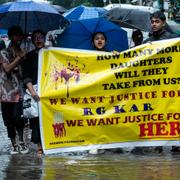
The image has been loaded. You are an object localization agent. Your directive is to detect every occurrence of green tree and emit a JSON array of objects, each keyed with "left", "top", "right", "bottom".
[
  {"left": 49, "top": 0, "right": 130, "bottom": 8},
  {"left": 50, "top": 0, "right": 103, "bottom": 8},
  {"left": 50, "top": 0, "right": 72, "bottom": 9},
  {"left": 0, "top": 0, "right": 13, "bottom": 4},
  {"left": 91, "top": 0, "right": 104, "bottom": 7},
  {"left": 70, "top": 0, "right": 93, "bottom": 7}
]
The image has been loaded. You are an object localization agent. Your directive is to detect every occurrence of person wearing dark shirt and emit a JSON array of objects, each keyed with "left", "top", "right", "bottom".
[
  {"left": 0, "top": 38, "right": 6, "bottom": 50},
  {"left": 131, "top": 29, "right": 143, "bottom": 47},
  {"left": 22, "top": 29, "right": 46, "bottom": 156},
  {"left": 144, "top": 11, "right": 179, "bottom": 153},
  {"left": 144, "top": 11, "right": 178, "bottom": 43}
]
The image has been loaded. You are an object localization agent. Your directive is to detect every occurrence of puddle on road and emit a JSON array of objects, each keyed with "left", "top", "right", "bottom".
[{"left": 0, "top": 151, "right": 180, "bottom": 180}]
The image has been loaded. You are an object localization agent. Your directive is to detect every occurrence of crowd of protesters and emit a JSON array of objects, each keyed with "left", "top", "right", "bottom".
[{"left": 0, "top": 10, "right": 179, "bottom": 156}]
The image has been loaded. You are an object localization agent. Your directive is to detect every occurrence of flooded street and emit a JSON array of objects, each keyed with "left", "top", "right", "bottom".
[{"left": 0, "top": 111, "right": 180, "bottom": 180}]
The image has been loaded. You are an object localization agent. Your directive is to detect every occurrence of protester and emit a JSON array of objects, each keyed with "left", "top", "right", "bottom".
[
  {"left": 89, "top": 32, "right": 124, "bottom": 155},
  {"left": 0, "top": 26, "right": 28, "bottom": 154},
  {"left": 22, "top": 30, "right": 46, "bottom": 156},
  {"left": 143, "top": 11, "right": 178, "bottom": 43},
  {"left": 46, "top": 34, "right": 57, "bottom": 47},
  {"left": 142, "top": 11, "right": 179, "bottom": 153},
  {"left": 92, "top": 32, "right": 107, "bottom": 51},
  {"left": 0, "top": 37, "right": 6, "bottom": 50},
  {"left": 87, "top": 32, "right": 107, "bottom": 154},
  {"left": 131, "top": 29, "right": 143, "bottom": 47},
  {"left": 21, "top": 33, "right": 35, "bottom": 53}
]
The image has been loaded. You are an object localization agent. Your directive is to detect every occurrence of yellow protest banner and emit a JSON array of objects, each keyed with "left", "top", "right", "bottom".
[{"left": 38, "top": 38, "right": 180, "bottom": 154}]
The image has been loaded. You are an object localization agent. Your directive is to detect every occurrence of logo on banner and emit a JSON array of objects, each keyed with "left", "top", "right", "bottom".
[{"left": 52, "top": 111, "right": 66, "bottom": 138}]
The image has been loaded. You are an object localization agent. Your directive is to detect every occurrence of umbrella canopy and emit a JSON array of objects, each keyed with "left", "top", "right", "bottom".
[
  {"left": 166, "top": 21, "right": 180, "bottom": 35},
  {"left": 63, "top": 5, "right": 107, "bottom": 21},
  {"left": 0, "top": 28, "right": 7, "bottom": 35},
  {"left": 104, "top": 7, "right": 151, "bottom": 32},
  {"left": 0, "top": 0, "right": 69, "bottom": 33},
  {"left": 57, "top": 17, "right": 128, "bottom": 52}
]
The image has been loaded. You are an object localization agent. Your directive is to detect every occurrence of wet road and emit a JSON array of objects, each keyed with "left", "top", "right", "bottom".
[{"left": 0, "top": 111, "right": 180, "bottom": 180}]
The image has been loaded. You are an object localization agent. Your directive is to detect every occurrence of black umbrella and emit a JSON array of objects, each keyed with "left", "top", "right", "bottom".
[
  {"left": 166, "top": 21, "right": 180, "bottom": 35},
  {"left": 104, "top": 7, "right": 151, "bottom": 32},
  {"left": 0, "top": 0, "right": 69, "bottom": 33}
]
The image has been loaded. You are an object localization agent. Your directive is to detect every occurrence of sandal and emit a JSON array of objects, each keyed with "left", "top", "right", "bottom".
[
  {"left": 37, "top": 148, "right": 43, "bottom": 157},
  {"left": 37, "top": 143, "right": 43, "bottom": 155},
  {"left": 38, "top": 148, "right": 43, "bottom": 153},
  {"left": 171, "top": 146, "right": 180, "bottom": 153}
]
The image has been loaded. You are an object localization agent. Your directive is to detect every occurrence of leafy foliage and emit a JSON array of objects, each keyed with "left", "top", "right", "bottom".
[
  {"left": 50, "top": 0, "right": 104, "bottom": 9},
  {"left": 0, "top": 0, "right": 9, "bottom": 4},
  {"left": 49, "top": 0, "right": 135, "bottom": 9}
]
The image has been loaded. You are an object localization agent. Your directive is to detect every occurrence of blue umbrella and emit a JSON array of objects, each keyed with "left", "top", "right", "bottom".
[
  {"left": 0, "top": 0, "right": 69, "bottom": 33},
  {"left": 57, "top": 17, "right": 128, "bottom": 52},
  {"left": 0, "top": 28, "right": 7, "bottom": 35},
  {"left": 63, "top": 5, "right": 107, "bottom": 21}
]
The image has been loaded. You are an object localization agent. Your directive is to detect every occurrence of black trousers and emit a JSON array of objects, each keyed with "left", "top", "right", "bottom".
[
  {"left": 1, "top": 101, "right": 24, "bottom": 139},
  {"left": 29, "top": 117, "right": 41, "bottom": 144}
]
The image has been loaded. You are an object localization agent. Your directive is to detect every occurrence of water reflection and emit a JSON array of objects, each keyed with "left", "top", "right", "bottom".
[
  {"left": 42, "top": 153, "right": 180, "bottom": 180},
  {"left": 3, "top": 154, "right": 43, "bottom": 180},
  {"left": 1, "top": 151, "right": 180, "bottom": 180}
]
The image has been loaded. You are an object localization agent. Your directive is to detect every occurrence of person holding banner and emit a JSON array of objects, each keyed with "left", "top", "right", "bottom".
[
  {"left": 22, "top": 30, "right": 46, "bottom": 156},
  {"left": 144, "top": 11, "right": 178, "bottom": 43},
  {"left": 0, "top": 26, "right": 28, "bottom": 155},
  {"left": 90, "top": 32, "right": 124, "bottom": 155},
  {"left": 92, "top": 32, "right": 107, "bottom": 51},
  {"left": 143, "top": 11, "right": 179, "bottom": 153},
  {"left": 86, "top": 32, "right": 108, "bottom": 154}
]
